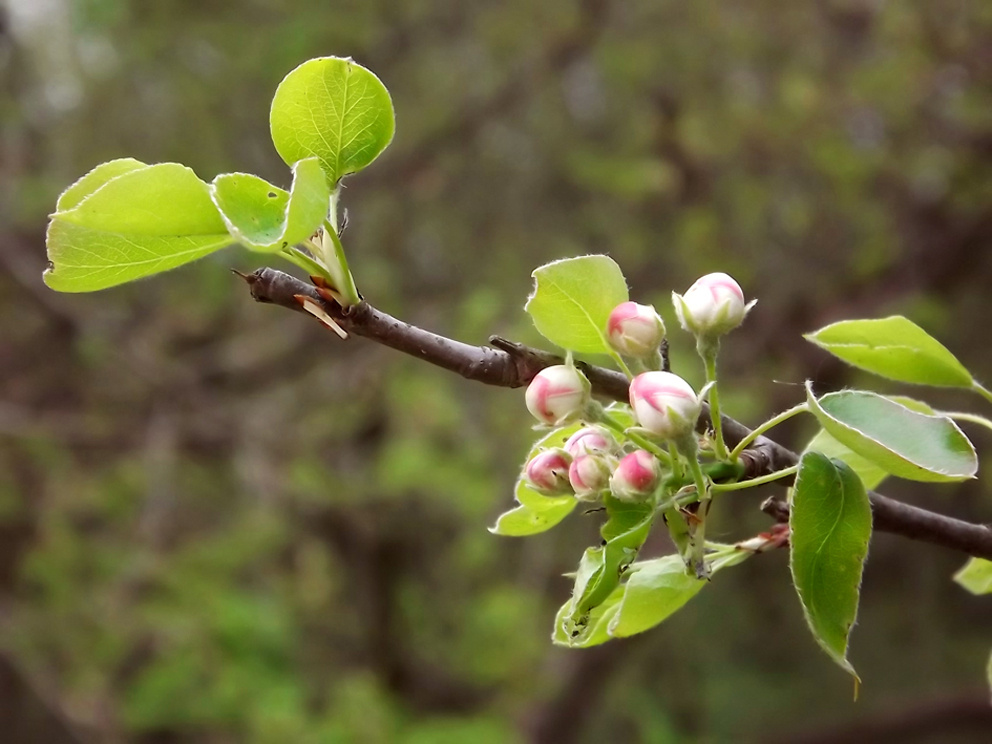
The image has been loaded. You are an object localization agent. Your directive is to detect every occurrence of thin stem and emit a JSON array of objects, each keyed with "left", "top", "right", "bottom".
[
  {"left": 711, "top": 464, "right": 799, "bottom": 493},
  {"left": 280, "top": 246, "right": 333, "bottom": 283},
  {"left": 941, "top": 411, "right": 992, "bottom": 434},
  {"left": 668, "top": 442, "right": 683, "bottom": 483},
  {"left": 685, "top": 455, "right": 709, "bottom": 504},
  {"left": 728, "top": 403, "right": 810, "bottom": 462},
  {"left": 321, "top": 220, "right": 361, "bottom": 306},
  {"left": 599, "top": 415, "right": 672, "bottom": 466},
  {"left": 328, "top": 188, "right": 340, "bottom": 235},
  {"left": 971, "top": 381, "right": 992, "bottom": 407},
  {"left": 700, "top": 344, "right": 730, "bottom": 461},
  {"left": 609, "top": 351, "right": 634, "bottom": 379}
]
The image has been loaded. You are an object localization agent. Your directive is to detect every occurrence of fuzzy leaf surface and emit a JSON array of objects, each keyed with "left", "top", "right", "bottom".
[
  {"left": 790, "top": 452, "right": 871, "bottom": 681},
  {"left": 211, "top": 157, "right": 329, "bottom": 253},
  {"left": 525, "top": 255, "right": 629, "bottom": 354},
  {"left": 269, "top": 56, "right": 395, "bottom": 185},
  {"left": 805, "top": 316, "right": 972, "bottom": 388},
  {"left": 806, "top": 384, "right": 976, "bottom": 483}
]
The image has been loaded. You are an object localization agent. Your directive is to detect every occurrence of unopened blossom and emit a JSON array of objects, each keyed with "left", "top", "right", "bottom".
[
  {"left": 611, "top": 450, "right": 662, "bottom": 502},
  {"left": 568, "top": 454, "right": 614, "bottom": 501},
  {"left": 606, "top": 301, "right": 666, "bottom": 358},
  {"left": 564, "top": 426, "right": 618, "bottom": 458},
  {"left": 628, "top": 371, "right": 700, "bottom": 440},
  {"left": 673, "top": 272, "right": 754, "bottom": 337},
  {"left": 524, "top": 448, "right": 573, "bottom": 495},
  {"left": 524, "top": 365, "right": 591, "bottom": 426}
]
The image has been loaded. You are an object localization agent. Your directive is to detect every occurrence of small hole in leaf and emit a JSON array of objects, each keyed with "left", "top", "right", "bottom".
[{"left": 268, "top": 192, "right": 277, "bottom": 198}]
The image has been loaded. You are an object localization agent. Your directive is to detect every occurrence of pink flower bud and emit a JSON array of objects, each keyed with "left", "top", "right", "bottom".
[
  {"left": 606, "top": 301, "right": 666, "bottom": 357},
  {"left": 628, "top": 371, "right": 700, "bottom": 440},
  {"left": 568, "top": 454, "right": 615, "bottom": 501},
  {"left": 673, "top": 272, "right": 753, "bottom": 337},
  {"left": 524, "top": 448, "right": 573, "bottom": 495},
  {"left": 610, "top": 450, "right": 662, "bottom": 502},
  {"left": 564, "top": 426, "right": 618, "bottom": 458},
  {"left": 525, "top": 365, "right": 591, "bottom": 426}
]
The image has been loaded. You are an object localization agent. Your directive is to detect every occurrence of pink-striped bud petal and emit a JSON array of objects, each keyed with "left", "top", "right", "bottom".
[
  {"left": 524, "top": 448, "right": 573, "bottom": 495},
  {"left": 524, "top": 365, "right": 591, "bottom": 426},
  {"left": 564, "top": 426, "right": 618, "bottom": 458},
  {"left": 611, "top": 450, "right": 662, "bottom": 502},
  {"left": 673, "top": 272, "right": 752, "bottom": 337},
  {"left": 628, "top": 371, "right": 700, "bottom": 440},
  {"left": 606, "top": 301, "right": 666, "bottom": 357},
  {"left": 568, "top": 454, "right": 615, "bottom": 501}
]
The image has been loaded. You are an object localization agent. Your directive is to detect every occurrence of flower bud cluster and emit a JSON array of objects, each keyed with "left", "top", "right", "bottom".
[{"left": 523, "top": 423, "right": 662, "bottom": 503}]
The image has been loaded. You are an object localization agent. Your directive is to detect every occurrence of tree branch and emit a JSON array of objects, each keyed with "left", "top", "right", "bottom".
[{"left": 241, "top": 268, "right": 992, "bottom": 561}]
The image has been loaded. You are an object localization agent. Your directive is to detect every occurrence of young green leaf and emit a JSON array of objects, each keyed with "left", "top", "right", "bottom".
[
  {"left": 806, "top": 383, "right": 977, "bottom": 483},
  {"left": 606, "top": 555, "right": 704, "bottom": 638},
  {"left": 211, "top": 157, "right": 330, "bottom": 253},
  {"left": 56, "top": 158, "right": 148, "bottom": 212},
  {"left": 790, "top": 452, "right": 872, "bottom": 681},
  {"left": 525, "top": 255, "right": 629, "bottom": 354},
  {"left": 560, "top": 497, "right": 653, "bottom": 636},
  {"left": 45, "top": 163, "right": 232, "bottom": 292},
  {"left": 805, "top": 316, "right": 973, "bottom": 388},
  {"left": 489, "top": 481, "right": 576, "bottom": 537},
  {"left": 270, "top": 57, "right": 395, "bottom": 186},
  {"left": 53, "top": 162, "right": 226, "bottom": 235},
  {"left": 953, "top": 558, "right": 992, "bottom": 595},
  {"left": 552, "top": 584, "right": 624, "bottom": 648}
]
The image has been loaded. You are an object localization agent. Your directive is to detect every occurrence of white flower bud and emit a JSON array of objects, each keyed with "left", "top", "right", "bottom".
[
  {"left": 564, "top": 426, "right": 618, "bottom": 458},
  {"left": 524, "top": 448, "right": 573, "bottom": 495},
  {"left": 610, "top": 450, "right": 662, "bottom": 502},
  {"left": 606, "top": 301, "right": 666, "bottom": 357},
  {"left": 524, "top": 365, "right": 591, "bottom": 426},
  {"left": 568, "top": 454, "right": 615, "bottom": 501},
  {"left": 628, "top": 371, "right": 700, "bottom": 440},
  {"left": 673, "top": 272, "right": 753, "bottom": 338}
]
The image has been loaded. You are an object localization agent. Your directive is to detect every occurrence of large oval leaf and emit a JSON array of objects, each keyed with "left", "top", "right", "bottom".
[
  {"left": 805, "top": 316, "right": 973, "bottom": 388},
  {"left": 524, "top": 255, "right": 629, "bottom": 354},
  {"left": 211, "top": 157, "right": 330, "bottom": 253},
  {"left": 790, "top": 452, "right": 871, "bottom": 681},
  {"left": 269, "top": 57, "right": 395, "bottom": 185},
  {"left": 806, "top": 383, "right": 977, "bottom": 483},
  {"left": 46, "top": 163, "right": 232, "bottom": 292}
]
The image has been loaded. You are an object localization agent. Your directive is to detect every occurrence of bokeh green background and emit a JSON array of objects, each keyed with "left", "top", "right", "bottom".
[{"left": 1, "top": 1, "right": 991, "bottom": 742}]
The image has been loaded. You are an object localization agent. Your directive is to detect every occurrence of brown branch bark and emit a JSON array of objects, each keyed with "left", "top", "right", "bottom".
[{"left": 241, "top": 268, "right": 992, "bottom": 561}]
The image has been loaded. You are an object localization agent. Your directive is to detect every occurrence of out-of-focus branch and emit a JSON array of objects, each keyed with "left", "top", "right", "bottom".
[{"left": 241, "top": 268, "right": 992, "bottom": 561}]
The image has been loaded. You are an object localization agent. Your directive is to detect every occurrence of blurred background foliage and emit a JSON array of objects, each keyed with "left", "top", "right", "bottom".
[{"left": 1, "top": 0, "right": 992, "bottom": 741}]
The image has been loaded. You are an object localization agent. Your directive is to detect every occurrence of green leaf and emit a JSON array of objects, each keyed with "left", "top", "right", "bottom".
[
  {"left": 804, "top": 429, "right": 889, "bottom": 491},
  {"left": 606, "top": 555, "right": 704, "bottom": 638},
  {"left": 45, "top": 163, "right": 233, "bottom": 292},
  {"left": 489, "top": 482, "right": 576, "bottom": 537},
  {"left": 806, "top": 383, "right": 977, "bottom": 483},
  {"left": 211, "top": 157, "right": 330, "bottom": 253},
  {"left": 560, "top": 497, "right": 653, "bottom": 637},
  {"left": 790, "top": 452, "right": 871, "bottom": 681},
  {"left": 269, "top": 56, "right": 395, "bottom": 185},
  {"left": 805, "top": 316, "right": 973, "bottom": 388},
  {"left": 53, "top": 162, "right": 226, "bottom": 235},
  {"left": 953, "top": 558, "right": 992, "bottom": 595},
  {"left": 552, "top": 584, "right": 624, "bottom": 648},
  {"left": 56, "top": 158, "right": 148, "bottom": 212},
  {"left": 525, "top": 255, "right": 629, "bottom": 354}
]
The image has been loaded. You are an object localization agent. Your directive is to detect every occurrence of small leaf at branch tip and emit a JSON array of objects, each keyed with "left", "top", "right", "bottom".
[{"left": 296, "top": 296, "right": 348, "bottom": 339}]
